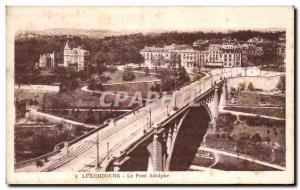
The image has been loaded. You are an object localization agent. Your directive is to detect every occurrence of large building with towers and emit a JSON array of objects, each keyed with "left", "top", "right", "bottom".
[
  {"left": 63, "top": 40, "right": 90, "bottom": 72},
  {"left": 140, "top": 43, "right": 243, "bottom": 71}
]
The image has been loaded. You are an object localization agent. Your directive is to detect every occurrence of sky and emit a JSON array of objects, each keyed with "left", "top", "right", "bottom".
[{"left": 7, "top": 6, "right": 293, "bottom": 33}]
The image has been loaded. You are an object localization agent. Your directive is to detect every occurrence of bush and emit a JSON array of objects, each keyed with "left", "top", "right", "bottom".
[
  {"left": 88, "top": 80, "right": 104, "bottom": 91},
  {"left": 122, "top": 70, "right": 135, "bottom": 81},
  {"left": 99, "top": 76, "right": 111, "bottom": 83}
]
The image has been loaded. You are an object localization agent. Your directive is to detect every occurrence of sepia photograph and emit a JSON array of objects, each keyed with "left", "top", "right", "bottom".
[{"left": 6, "top": 6, "right": 294, "bottom": 184}]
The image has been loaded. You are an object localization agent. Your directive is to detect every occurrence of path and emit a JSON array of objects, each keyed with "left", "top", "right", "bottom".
[
  {"left": 103, "top": 79, "right": 161, "bottom": 86},
  {"left": 219, "top": 109, "right": 285, "bottom": 121},
  {"left": 199, "top": 146, "right": 285, "bottom": 171},
  {"left": 43, "top": 108, "right": 132, "bottom": 112},
  {"left": 29, "top": 109, "right": 97, "bottom": 129},
  {"left": 189, "top": 165, "right": 222, "bottom": 171}
]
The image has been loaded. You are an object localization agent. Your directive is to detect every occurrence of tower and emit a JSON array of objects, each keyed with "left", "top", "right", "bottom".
[
  {"left": 50, "top": 52, "right": 55, "bottom": 67},
  {"left": 64, "top": 40, "right": 71, "bottom": 68}
]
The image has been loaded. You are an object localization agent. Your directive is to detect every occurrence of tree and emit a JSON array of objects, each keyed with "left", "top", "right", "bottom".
[
  {"left": 276, "top": 76, "right": 285, "bottom": 92},
  {"left": 85, "top": 109, "right": 95, "bottom": 124},
  {"left": 69, "top": 78, "right": 80, "bottom": 91},
  {"left": 153, "top": 55, "right": 164, "bottom": 68},
  {"left": 178, "top": 66, "right": 190, "bottom": 83},
  {"left": 230, "top": 87, "right": 237, "bottom": 98},
  {"left": 260, "top": 97, "right": 266, "bottom": 105},
  {"left": 248, "top": 82, "right": 254, "bottom": 91},
  {"left": 263, "top": 136, "right": 271, "bottom": 142},
  {"left": 230, "top": 87, "right": 236, "bottom": 93},
  {"left": 145, "top": 67, "right": 150, "bottom": 76},
  {"left": 122, "top": 70, "right": 135, "bottom": 81},
  {"left": 251, "top": 133, "right": 262, "bottom": 143},
  {"left": 150, "top": 82, "right": 161, "bottom": 92},
  {"left": 238, "top": 82, "right": 246, "bottom": 91},
  {"left": 161, "top": 79, "right": 175, "bottom": 92}
]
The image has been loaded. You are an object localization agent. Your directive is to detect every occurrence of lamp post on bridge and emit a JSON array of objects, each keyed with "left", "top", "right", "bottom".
[
  {"left": 107, "top": 142, "right": 110, "bottom": 160},
  {"left": 86, "top": 127, "right": 100, "bottom": 168},
  {"left": 173, "top": 70, "right": 179, "bottom": 111},
  {"left": 94, "top": 113, "right": 100, "bottom": 169},
  {"left": 96, "top": 131, "right": 100, "bottom": 168},
  {"left": 147, "top": 105, "right": 152, "bottom": 128}
]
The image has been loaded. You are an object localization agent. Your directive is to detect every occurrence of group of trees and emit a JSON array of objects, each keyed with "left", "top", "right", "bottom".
[
  {"left": 158, "top": 67, "right": 191, "bottom": 92},
  {"left": 87, "top": 79, "right": 104, "bottom": 91},
  {"left": 236, "top": 82, "right": 260, "bottom": 91},
  {"left": 15, "top": 30, "right": 285, "bottom": 77}
]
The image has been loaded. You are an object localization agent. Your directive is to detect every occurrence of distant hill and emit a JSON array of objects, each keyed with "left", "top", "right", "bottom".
[{"left": 16, "top": 28, "right": 136, "bottom": 39}]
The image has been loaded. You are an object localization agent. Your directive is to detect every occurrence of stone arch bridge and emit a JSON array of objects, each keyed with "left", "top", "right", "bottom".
[
  {"left": 105, "top": 81, "right": 228, "bottom": 171},
  {"left": 17, "top": 67, "right": 269, "bottom": 172}
]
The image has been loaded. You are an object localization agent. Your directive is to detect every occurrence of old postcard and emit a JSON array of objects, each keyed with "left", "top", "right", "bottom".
[{"left": 6, "top": 6, "right": 294, "bottom": 184}]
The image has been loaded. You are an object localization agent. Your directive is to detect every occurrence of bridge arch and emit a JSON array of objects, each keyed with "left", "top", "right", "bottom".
[{"left": 167, "top": 103, "right": 212, "bottom": 171}]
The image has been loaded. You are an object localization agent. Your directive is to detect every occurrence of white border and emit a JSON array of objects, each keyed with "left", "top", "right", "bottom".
[{"left": 1, "top": 0, "right": 299, "bottom": 188}]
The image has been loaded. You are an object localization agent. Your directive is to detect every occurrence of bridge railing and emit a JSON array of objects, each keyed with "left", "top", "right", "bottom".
[
  {"left": 15, "top": 149, "right": 61, "bottom": 169},
  {"left": 15, "top": 122, "right": 109, "bottom": 169},
  {"left": 113, "top": 105, "right": 143, "bottom": 121},
  {"left": 68, "top": 123, "right": 109, "bottom": 146}
]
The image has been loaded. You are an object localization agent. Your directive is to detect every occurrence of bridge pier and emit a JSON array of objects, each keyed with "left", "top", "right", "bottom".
[
  {"left": 152, "top": 131, "right": 163, "bottom": 171},
  {"left": 166, "top": 127, "right": 173, "bottom": 156},
  {"left": 147, "top": 153, "right": 154, "bottom": 171},
  {"left": 146, "top": 126, "right": 165, "bottom": 171}
]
